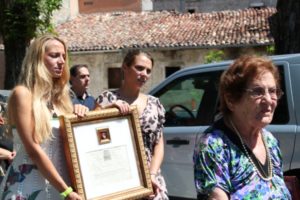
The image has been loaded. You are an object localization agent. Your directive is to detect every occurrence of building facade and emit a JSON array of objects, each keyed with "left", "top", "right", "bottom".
[
  {"left": 78, "top": 0, "right": 153, "bottom": 13},
  {"left": 153, "top": 0, "right": 277, "bottom": 13},
  {"left": 55, "top": 8, "right": 275, "bottom": 96},
  {"left": 0, "top": 1, "right": 277, "bottom": 89},
  {"left": 68, "top": 46, "right": 268, "bottom": 97}
]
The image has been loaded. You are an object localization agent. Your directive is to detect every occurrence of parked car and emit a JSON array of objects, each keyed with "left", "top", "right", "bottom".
[{"left": 149, "top": 53, "right": 300, "bottom": 199}]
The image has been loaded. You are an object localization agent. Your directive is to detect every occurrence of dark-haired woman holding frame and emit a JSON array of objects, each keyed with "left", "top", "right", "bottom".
[{"left": 96, "top": 50, "right": 168, "bottom": 200}]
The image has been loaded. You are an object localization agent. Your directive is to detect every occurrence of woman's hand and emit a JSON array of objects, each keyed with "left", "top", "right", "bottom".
[
  {"left": 112, "top": 100, "right": 131, "bottom": 115},
  {"left": 8, "top": 151, "right": 16, "bottom": 162},
  {"left": 148, "top": 174, "right": 162, "bottom": 199},
  {"left": 66, "top": 191, "right": 82, "bottom": 200},
  {"left": 0, "top": 148, "right": 16, "bottom": 162},
  {"left": 73, "top": 104, "right": 89, "bottom": 117}
]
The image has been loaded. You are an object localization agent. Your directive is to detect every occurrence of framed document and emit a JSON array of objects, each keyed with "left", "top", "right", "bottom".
[{"left": 59, "top": 106, "right": 153, "bottom": 200}]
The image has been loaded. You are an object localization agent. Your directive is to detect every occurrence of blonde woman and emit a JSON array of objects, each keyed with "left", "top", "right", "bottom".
[{"left": 0, "top": 34, "right": 88, "bottom": 199}]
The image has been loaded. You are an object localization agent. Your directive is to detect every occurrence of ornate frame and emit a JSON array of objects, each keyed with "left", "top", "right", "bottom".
[{"left": 59, "top": 106, "right": 153, "bottom": 200}]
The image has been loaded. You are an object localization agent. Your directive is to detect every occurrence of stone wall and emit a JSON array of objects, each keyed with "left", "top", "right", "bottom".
[
  {"left": 153, "top": 0, "right": 277, "bottom": 12},
  {"left": 0, "top": 46, "right": 269, "bottom": 90},
  {"left": 52, "top": 0, "right": 79, "bottom": 25},
  {"left": 69, "top": 46, "right": 268, "bottom": 97}
]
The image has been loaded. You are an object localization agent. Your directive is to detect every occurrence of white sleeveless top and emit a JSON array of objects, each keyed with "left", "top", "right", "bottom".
[{"left": 0, "top": 119, "right": 71, "bottom": 200}]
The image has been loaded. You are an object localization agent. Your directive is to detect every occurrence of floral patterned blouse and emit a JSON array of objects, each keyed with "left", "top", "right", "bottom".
[{"left": 193, "top": 118, "right": 291, "bottom": 200}]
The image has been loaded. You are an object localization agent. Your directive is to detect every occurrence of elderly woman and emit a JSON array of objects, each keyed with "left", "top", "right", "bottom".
[{"left": 193, "top": 55, "right": 291, "bottom": 199}]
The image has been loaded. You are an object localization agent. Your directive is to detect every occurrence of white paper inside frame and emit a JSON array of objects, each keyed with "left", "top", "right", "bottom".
[{"left": 72, "top": 117, "right": 141, "bottom": 199}]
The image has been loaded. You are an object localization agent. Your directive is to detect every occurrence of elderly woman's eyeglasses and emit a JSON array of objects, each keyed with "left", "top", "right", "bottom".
[{"left": 245, "top": 87, "right": 284, "bottom": 100}]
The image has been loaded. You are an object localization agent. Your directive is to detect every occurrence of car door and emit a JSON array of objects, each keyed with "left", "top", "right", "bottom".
[{"left": 151, "top": 70, "right": 223, "bottom": 199}]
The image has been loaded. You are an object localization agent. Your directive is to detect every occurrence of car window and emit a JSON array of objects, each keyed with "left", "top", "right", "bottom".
[
  {"left": 272, "top": 65, "right": 289, "bottom": 124},
  {"left": 156, "top": 71, "right": 222, "bottom": 126},
  {"left": 154, "top": 64, "right": 289, "bottom": 127},
  {"left": 213, "top": 65, "right": 289, "bottom": 125}
]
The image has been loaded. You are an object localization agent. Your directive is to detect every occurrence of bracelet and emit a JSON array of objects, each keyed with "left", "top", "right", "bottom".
[{"left": 60, "top": 187, "right": 73, "bottom": 199}]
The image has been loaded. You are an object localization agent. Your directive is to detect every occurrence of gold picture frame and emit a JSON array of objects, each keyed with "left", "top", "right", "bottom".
[{"left": 59, "top": 106, "right": 153, "bottom": 200}]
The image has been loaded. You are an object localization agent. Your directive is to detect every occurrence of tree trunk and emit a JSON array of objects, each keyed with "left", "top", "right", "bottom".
[
  {"left": 3, "top": 39, "right": 26, "bottom": 89},
  {"left": 270, "top": 0, "right": 300, "bottom": 54},
  {"left": 1, "top": 0, "right": 32, "bottom": 89}
]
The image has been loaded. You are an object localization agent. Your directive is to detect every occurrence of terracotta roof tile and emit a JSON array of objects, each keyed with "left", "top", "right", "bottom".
[{"left": 56, "top": 7, "right": 276, "bottom": 51}]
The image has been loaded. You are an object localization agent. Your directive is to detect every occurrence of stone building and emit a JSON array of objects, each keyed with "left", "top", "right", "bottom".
[
  {"left": 78, "top": 0, "right": 153, "bottom": 13},
  {"left": 76, "top": 0, "right": 278, "bottom": 14},
  {"left": 55, "top": 7, "right": 276, "bottom": 96},
  {"left": 152, "top": 0, "right": 277, "bottom": 13},
  {"left": 0, "top": 1, "right": 277, "bottom": 90}
]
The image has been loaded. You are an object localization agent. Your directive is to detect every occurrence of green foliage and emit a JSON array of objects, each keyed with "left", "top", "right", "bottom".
[
  {"left": 0, "top": 0, "right": 62, "bottom": 88},
  {"left": 0, "top": 0, "right": 62, "bottom": 43},
  {"left": 266, "top": 45, "right": 275, "bottom": 55},
  {"left": 204, "top": 50, "right": 225, "bottom": 64}
]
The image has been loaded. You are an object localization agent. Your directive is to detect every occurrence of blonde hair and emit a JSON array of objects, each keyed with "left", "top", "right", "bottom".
[{"left": 8, "top": 34, "right": 73, "bottom": 143}]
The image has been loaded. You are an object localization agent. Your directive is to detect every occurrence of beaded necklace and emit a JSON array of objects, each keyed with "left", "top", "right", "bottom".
[{"left": 229, "top": 119, "right": 273, "bottom": 181}]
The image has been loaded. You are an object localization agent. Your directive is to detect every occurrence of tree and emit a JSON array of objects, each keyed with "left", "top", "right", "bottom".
[
  {"left": 270, "top": 0, "right": 300, "bottom": 54},
  {"left": 0, "top": 0, "right": 62, "bottom": 89},
  {"left": 204, "top": 50, "right": 225, "bottom": 64}
]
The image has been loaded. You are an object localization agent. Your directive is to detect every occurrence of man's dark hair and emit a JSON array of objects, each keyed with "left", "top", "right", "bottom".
[
  {"left": 69, "top": 64, "right": 88, "bottom": 84},
  {"left": 70, "top": 64, "right": 88, "bottom": 77}
]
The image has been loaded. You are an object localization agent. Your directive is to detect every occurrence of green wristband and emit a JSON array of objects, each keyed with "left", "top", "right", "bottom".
[{"left": 60, "top": 187, "right": 73, "bottom": 199}]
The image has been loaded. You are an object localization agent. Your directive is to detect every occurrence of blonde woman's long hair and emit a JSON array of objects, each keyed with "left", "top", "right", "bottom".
[{"left": 8, "top": 34, "right": 73, "bottom": 143}]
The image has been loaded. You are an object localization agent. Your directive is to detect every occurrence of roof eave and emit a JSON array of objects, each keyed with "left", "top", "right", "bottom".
[{"left": 68, "top": 42, "right": 274, "bottom": 54}]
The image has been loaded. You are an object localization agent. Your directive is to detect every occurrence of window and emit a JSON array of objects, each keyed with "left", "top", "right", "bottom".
[
  {"left": 187, "top": 9, "right": 196, "bottom": 13},
  {"left": 154, "top": 65, "right": 289, "bottom": 127},
  {"left": 155, "top": 71, "right": 222, "bottom": 126},
  {"left": 108, "top": 68, "right": 122, "bottom": 89},
  {"left": 83, "top": 1, "right": 93, "bottom": 6},
  {"left": 165, "top": 66, "right": 180, "bottom": 78},
  {"left": 271, "top": 65, "right": 289, "bottom": 124}
]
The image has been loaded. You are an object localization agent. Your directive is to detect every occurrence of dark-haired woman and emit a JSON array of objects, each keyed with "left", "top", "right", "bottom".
[{"left": 96, "top": 50, "right": 168, "bottom": 200}]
